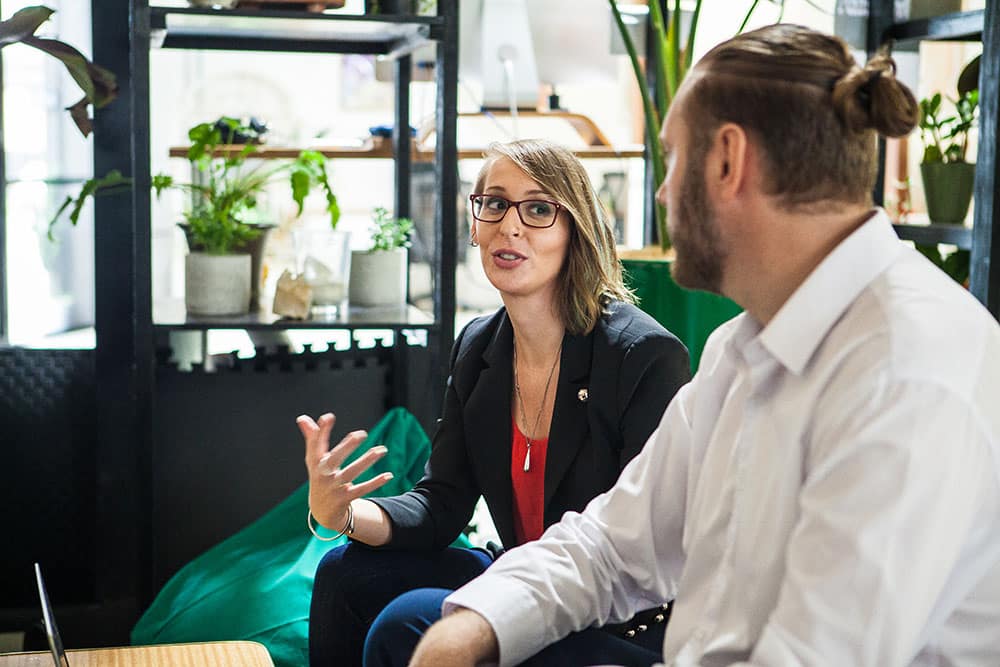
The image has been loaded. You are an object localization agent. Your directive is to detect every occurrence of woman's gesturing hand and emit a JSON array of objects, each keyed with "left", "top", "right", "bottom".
[{"left": 298, "top": 412, "right": 394, "bottom": 532}]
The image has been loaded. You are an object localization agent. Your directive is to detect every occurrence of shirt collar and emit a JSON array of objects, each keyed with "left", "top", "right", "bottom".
[{"left": 755, "top": 209, "right": 902, "bottom": 375}]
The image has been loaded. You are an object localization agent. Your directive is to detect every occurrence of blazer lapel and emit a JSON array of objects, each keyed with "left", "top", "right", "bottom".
[
  {"left": 464, "top": 313, "right": 516, "bottom": 547},
  {"left": 543, "top": 329, "right": 593, "bottom": 512}
]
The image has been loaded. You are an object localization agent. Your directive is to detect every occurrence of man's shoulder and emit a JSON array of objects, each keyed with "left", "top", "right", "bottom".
[{"left": 837, "top": 251, "right": 1000, "bottom": 392}]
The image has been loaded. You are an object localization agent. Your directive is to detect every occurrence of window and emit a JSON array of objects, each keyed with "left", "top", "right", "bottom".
[{"left": 2, "top": 0, "right": 95, "bottom": 348}]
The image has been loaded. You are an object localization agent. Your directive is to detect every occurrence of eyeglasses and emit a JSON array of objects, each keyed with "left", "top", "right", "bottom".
[{"left": 469, "top": 194, "right": 564, "bottom": 229}]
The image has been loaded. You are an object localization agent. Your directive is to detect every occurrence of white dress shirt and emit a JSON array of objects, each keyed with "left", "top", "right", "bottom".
[{"left": 446, "top": 211, "right": 1000, "bottom": 667}]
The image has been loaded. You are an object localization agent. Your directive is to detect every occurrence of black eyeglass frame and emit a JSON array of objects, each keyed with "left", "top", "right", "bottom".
[{"left": 468, "top": 193, "right": 565, "bottom": 229}]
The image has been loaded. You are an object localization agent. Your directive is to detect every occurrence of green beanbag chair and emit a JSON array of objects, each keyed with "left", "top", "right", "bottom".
[{"left": 132, "top": 407, "right": 469, "bottom": 667}]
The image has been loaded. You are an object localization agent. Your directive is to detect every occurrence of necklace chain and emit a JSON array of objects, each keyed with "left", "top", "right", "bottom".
[{"left": 513, "top": 341, "right": 560, "bottom": 473}]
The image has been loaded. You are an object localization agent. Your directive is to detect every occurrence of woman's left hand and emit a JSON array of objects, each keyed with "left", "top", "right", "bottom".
[{"left": 298, "top": 412, "right": 393, "bottom": 531}]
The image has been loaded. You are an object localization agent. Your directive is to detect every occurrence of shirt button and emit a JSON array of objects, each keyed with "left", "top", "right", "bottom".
[{"left": 637, "top": 624, "right": 648, "bottom": 633}]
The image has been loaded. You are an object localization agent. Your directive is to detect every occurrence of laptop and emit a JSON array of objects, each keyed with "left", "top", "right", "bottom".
[{"left": 33, "top": 563, "right": 70, "bottom": 667}]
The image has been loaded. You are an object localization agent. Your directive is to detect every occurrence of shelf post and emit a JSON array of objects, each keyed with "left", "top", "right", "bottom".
[
  {"left": 0, "top": 39, "right": 6, "bottom": 344},
  {"left": 91, "top": 0, "right": 155, "bottom": 633},
  {"left": 868, "top": 0, "right": 895, "bottom": 207},
  {"left": 392, "top": 54, "right": 412, "bottom": 409},
  {"left": 970, "top": 1, "right": 1000, "bottom": 318},
  {"left": 431, "top": 0, "right": 458, "bottom": 418}
]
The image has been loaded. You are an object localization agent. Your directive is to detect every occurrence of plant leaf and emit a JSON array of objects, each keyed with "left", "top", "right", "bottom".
[
  {"left": 66, "top": 97, "right": 92, "bottom": 136},
  {"left": 0, "top": 6, "right": 54, "bottom": 47},
  {"left": 48, "top": 169, "right": 131, "bottom": 238},
  {"left": 609, "top": 0, "right": 668, "bottom": 248},
  {"left": 151, "top": 173, "right": 174, "bottom": 196},
  {"left": 661, "top": 0, "right": 679, "bottom": 102},
  {"left": 738, "top": 0, "right": 762, "bottom": 33},
  {"left": 290, "top": 170, "right": 310, "bottom": 217},
  {"left": 941, "top": 249, "right": 970, "bottom": 284},
  {"left": 683, "top": 0, "right": 702, "bottom": 73},
  {"left": 922, "top": 144, "right": 943, "bottom": 164},
  {"left": 958, "top": 55, "right": 980, "bottom": 97},
  {"left": 19, "top": 32, "right": 118, "bottom": 136}
]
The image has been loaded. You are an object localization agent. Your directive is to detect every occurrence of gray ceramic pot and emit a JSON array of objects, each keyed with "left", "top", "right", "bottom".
[{"left": 184, "top": 253, "right": 251, "bottom": 316}]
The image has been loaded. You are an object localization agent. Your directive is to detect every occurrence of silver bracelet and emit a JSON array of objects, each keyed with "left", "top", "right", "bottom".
[{"left": 307, "top": 503, "right": 354, "bottom": 541}]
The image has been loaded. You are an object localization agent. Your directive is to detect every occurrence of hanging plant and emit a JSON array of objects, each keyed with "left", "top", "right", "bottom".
[{"left": 0, "top": 5, "right": 118, "bottom": 137}]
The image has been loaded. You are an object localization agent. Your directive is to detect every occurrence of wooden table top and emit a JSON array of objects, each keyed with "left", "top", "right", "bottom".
[{"left": 0, "top": 640, "right": 273, "bottom": 666}]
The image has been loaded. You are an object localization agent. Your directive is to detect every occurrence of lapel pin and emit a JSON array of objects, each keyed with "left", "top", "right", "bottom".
[{"left": 577, "top": 388, "right": 589, "bottom": 402}]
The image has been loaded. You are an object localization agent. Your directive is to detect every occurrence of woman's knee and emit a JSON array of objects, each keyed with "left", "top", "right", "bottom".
[
  {"left": 363, "top": 588, "right": 451, "bottom": 667},
  {"left": 311, "top": 544, "right": 353, "bottom": 597}
]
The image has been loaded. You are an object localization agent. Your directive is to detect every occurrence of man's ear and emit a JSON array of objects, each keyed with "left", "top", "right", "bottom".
[{"left": 708, "top": 123, "right": 749, "bottom": 200}]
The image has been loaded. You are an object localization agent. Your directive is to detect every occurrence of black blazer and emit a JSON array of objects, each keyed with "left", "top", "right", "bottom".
[{"left": 371, "top": 301, "right": 690, "bottom": 550}]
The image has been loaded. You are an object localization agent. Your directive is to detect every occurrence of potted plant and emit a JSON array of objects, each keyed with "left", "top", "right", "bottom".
[
  {"left": 56, "top": 117, "right": 340, "bottom": 316},
  {"left": 609, "top": 0, "right": 768, "bottom": 250},
  {"left": 348, "top": 206, "right": 413, "bottom": 308},
  {"left": 608, "top": 0, "right": 766, "bottom": 370},
  {"left": 161, "top": 118, "right": 339, "bottom": 315},
  {"left": 918, "top": 73, "right": 979, "bottom": 224}
]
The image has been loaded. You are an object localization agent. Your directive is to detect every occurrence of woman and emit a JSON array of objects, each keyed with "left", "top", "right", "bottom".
[{"left": 301, "top": 139, "right": 690, "bottom": 667}]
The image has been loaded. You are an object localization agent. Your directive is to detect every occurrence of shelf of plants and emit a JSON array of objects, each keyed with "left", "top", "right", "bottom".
[
  {"left": 883, "top": 8, "right": 984, "bottom": 250},
  {"left": 167, "top": 145, "right": 647, "bottom": 160},
  {"left": 153, "top": 298, "right": 434, "bottom": 330},
  {"left": 892, "top": 222, "right": 972, "bottom": 249},
  {"left": 150, "top": 6, "right": 443, "bottom": 54}
]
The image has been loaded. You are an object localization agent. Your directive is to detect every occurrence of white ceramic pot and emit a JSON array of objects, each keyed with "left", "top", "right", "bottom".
[
  {"left": 185, "top": 252, "right": 252, "bottom": 316},
  {"left": 349, "top": 248, "right": 407, "bottom": 307},
  {"left": 188, "top": 0, "right": 239, "bottom": 8}
]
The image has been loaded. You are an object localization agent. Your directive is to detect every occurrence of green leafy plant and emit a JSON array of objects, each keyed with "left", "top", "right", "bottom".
[
  {"left": 918, "top": 89, "right": 979, "bottom": 164},
  {"left": 368, "top": 206, "right": 413, "bottom": 252},
  {"left": 0, "top": 5, "right": 118, "bottom": 137},
  {"left": 915, "top": 244, "right": 969, "bottom": 286},
  {"left": 914, "top": 55, "right": 979, "bottom": 284},
  {"left": 52, "top": 118, "right": 340, "bottom": 254},
  {"left": 609, "top": 0, "right": 777, "bottom": 250}
]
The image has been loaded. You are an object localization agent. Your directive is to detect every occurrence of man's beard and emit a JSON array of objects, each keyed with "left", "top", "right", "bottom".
[{"left": 669, "top": 149, "right": 727, "bottom": 294}]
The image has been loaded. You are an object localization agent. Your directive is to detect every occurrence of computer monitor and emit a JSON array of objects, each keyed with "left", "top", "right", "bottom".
[{"left": 458, "top": 0, "right": 618, "bottom": 110}]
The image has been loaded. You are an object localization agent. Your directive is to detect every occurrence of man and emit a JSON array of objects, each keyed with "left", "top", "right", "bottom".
[{"left": 370, "top": 24, "right": 1000, "bottom": 666}]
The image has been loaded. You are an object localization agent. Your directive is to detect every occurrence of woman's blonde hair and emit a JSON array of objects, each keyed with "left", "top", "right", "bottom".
[{"left": 473, "top": 139, "right": 633, "bottom": 335}]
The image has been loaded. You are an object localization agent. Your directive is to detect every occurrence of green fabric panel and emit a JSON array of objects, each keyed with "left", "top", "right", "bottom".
[
  {"left": 132, "top": 407, "right": 471, "bottom": 667},
  {"left": 623, "top": 258, "right": 742, "bottom": 371}
]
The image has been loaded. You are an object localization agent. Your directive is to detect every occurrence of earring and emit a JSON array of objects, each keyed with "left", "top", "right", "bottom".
[{"left": 469, "top": 239, "right": 479, "bottom": 247}]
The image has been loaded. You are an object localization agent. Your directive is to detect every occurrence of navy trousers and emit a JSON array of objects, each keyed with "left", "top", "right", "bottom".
[
  {"left": 364, "top": 588, "right": 664, "bottom": 667},
  {"left": 308, "top": 544, "right": 494, "bottom": 667}
]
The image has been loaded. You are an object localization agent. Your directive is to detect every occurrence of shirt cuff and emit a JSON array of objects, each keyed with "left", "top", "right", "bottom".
[{"left": 444, "top": 576, "right": 547, "bottom": 667}]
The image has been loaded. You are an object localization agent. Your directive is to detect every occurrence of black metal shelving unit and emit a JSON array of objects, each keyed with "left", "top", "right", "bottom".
[
  {"left": 869, "top": 4, "right": 999, "bottom": 317},
  {"left": 79, "top": 0, "right": 459, "bottom": 642},
  {"left": 143, "top": 4, "right": 457, "bottom": 351},
  {"left": 892, "top": 222, "right": 973, "bottom": 248}
]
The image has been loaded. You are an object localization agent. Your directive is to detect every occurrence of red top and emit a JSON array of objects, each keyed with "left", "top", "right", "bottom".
[{"left": 511, "top": 417, "right": 548, "bottom": 545}]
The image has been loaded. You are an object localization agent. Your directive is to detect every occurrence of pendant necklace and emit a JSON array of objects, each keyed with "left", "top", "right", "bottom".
[{"left": 513, "top": 341, "right": 560, "bottom": 472}]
